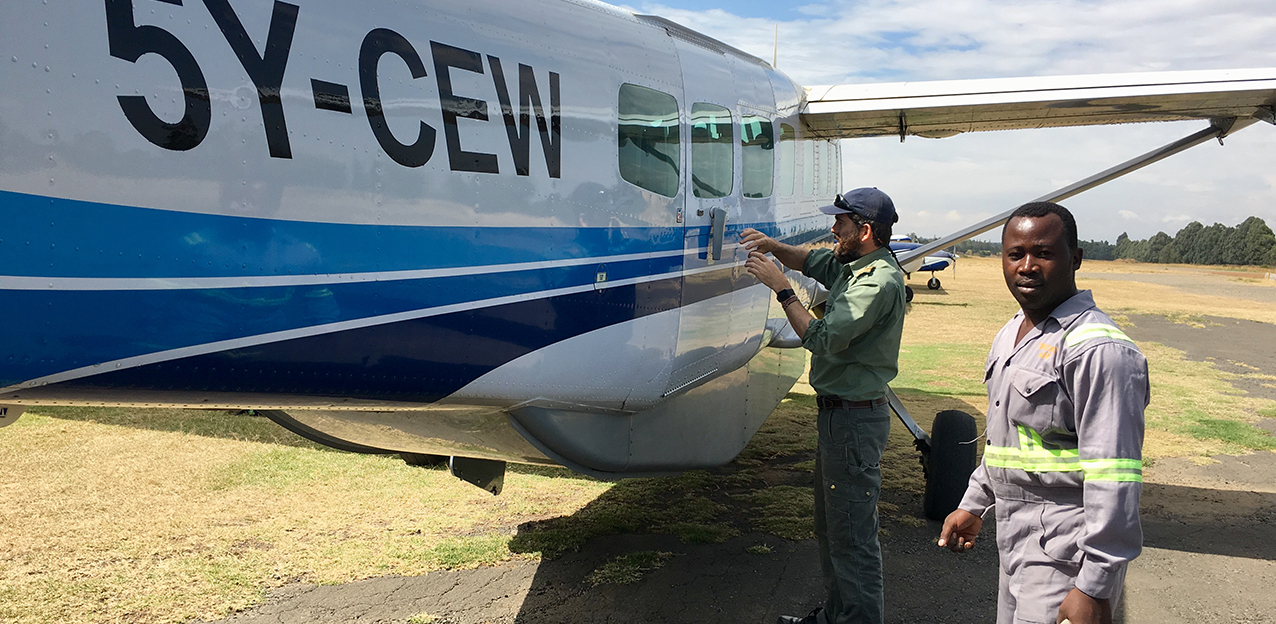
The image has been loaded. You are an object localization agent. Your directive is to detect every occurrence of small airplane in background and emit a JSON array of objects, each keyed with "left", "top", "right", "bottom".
[
  {"left": 2, "top": 0, "right": 1274, "bottom": 517},
  {"left": 890, "top": 235, "right": 956, "bottom": 298}
]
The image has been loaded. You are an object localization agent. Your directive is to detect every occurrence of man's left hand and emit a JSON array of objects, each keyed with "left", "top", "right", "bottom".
[
  {"left": 744, "top": 250, "right": 788, "bottom": 292},
  {"left": 1057, "top": 587, "right": 1112, "bottom": 624}
]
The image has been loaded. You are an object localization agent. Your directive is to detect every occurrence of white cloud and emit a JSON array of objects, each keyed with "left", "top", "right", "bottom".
[
  {"left": 1119, "top": 210, "right": 1140, "bottom": 221},
  {"left": 640, "top": 0, "right": 1276, "bottom": 241}
]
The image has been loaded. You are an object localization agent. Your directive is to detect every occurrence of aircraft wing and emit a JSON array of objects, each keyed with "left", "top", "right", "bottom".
[{"left": 803, "top": 68, "right": 1276, "bottom": 140}]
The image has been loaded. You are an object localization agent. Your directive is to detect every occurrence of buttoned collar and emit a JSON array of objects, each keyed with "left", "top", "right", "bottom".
[
  {"left": 1007, "top": 290, "right": 1096, "bottom": 351},
  {"left": 1047, "top": 290, "right": 1097, "bottom": 329}
]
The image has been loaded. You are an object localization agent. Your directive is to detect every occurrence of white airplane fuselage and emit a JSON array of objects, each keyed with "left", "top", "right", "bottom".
[{"left": 0, "top": 0, "right": 843, "bottom": 477}]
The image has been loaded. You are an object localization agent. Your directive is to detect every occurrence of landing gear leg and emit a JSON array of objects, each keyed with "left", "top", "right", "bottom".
[{"left": 885, "top": 388, "right": 978, "bottom": 520}]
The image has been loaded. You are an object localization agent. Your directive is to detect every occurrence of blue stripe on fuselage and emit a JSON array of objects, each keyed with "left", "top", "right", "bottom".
[
  {"left": 1, "top": 190, "right": 826, "bottom": 393},
  {"left": 46, "top": 276, "right": 689, "bottom": 403},
  {"left": 0, "top": 189, "right": 682, "bottom": 278}
]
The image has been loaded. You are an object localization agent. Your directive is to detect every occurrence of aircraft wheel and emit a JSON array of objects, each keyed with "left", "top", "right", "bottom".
[
  {"left": 927, "top": 277, "right": 941, "bottom": 290},
  {"left": 923, "top": 410, "right": 978, "bottom": 521},
  {"left": 905, "top": 285, "right": 914, "bottom": 302}
]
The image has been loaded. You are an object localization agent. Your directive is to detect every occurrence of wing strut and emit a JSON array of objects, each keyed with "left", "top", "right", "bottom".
[{"left": 895, "top": 117, "right": 1259, "bottom": 267}]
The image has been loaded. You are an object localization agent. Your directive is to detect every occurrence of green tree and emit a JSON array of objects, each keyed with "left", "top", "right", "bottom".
[
  {"left": 1231, "top": 217, "right": 1276, "bottom": 265},
  {"left": 1144, "top": 232, "right": 1175, "bottom": 263},
  {"left": 1114, "top": 232, "right": 1135, "bottom": 259},
  {"left": 1079, "top": 239, "right": 1115, "bottom": 260},
  {"left": 1173, "top": 222, "right": 1209, "bottom": 264}
]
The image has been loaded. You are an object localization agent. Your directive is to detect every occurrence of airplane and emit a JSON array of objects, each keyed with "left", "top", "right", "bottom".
[
  {"left": 2, "top": 0, "right": 1274, "bottom": 518},
  {"left": 889, "top": 236, "right": 956, "bottom": 298}
]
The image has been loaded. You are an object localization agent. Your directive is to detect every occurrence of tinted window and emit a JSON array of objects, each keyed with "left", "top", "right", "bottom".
[
  {"left": 741, "top": 116, "right": 774, "bottom": 199},
  {"left": 778, "top": 124, "right": 794, "bottom": 198},
  {"left": 691, "top": 103, "right": 733, "bottom": 198},
  {"left": 802, "top": 139, "right": 814, "bottom": 196},
  {"left": 618, "top": 84, "right": 680, "bottom": 197}
]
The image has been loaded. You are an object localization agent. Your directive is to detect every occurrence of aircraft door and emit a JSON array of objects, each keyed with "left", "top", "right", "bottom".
[{"left": 662, "top": 40, "right": 744, "bottom": 398}]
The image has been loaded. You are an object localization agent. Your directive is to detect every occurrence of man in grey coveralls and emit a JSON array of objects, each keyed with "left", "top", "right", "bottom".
[
  {"left": 938, "top": 202, "right": 1148, "bottom": 624},
  {"left": 742, "top": 187, "right": 907, "bottom": 624}
]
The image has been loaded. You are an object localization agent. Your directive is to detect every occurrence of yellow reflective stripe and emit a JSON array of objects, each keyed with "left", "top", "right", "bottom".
[
  {"left": 985, "top": 427, "right": 1141, "bottom": 481},
  {"left": 1083, "top": 473, "right": 1144, "bottom": 483},
  {"left": 1016, "top": 425, "right": 1080, "bottom": 461},
  {"left": 1064, "top": 323, "right": 1134, "bottom": 348},
  {"left": 1080, "top": 458, "right": 1143, "bottom": 471},
  {"left": 1081, "top": 458, "right": 1143, "bottom": 483}
]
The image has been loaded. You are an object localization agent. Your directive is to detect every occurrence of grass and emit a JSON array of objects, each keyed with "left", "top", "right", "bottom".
[
  {"left": 585, "top": 551, "right": 675, "bottom": 586},
  {"left": 3, "top": 257, "right": 1275, "bottom": 623}
]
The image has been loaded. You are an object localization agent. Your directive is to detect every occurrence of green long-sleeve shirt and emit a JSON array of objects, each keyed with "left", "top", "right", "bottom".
[{"left": 801, "top": 246, "right": 906, "bottom": 400}]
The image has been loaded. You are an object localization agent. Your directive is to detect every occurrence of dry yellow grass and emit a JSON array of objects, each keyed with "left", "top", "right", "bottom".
[{"left": 0, "top": 412, "right": 606, "bottom": 624}]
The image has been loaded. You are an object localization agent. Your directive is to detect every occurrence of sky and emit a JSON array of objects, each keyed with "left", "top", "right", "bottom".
[{"left": 622, "top": 0, "right": 1276, "bottom": 243}]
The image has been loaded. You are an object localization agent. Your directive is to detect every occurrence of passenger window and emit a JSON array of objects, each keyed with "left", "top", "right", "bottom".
[
  {"left": 778, "top": 123, "right": 794, "bottom": 198},
  {"left": 803, "top": 139, "right": 815, "bottom": 196},
  {"left": 618, "top": 84, "right": 680, "bottom": 197},
  {"left": 691, "top": 103, "right": 734, "bottom": 198},
  {"left": 741, "top": 116, "right": 774, "bottom": 199}
]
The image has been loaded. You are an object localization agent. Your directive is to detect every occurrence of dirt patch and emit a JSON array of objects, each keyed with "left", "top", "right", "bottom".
[
  {"left": 204, "top": 489, "right": 1003, "bottom": 624},
  {"left": 1077, "top": 269, "right": 1276, "bottom": 307},
  {"left": 1122, "top": 314, "right": 1276, "bottom": 401},
  {"left": 203, "top": 453, "right": 1276, "bottom": 624}
]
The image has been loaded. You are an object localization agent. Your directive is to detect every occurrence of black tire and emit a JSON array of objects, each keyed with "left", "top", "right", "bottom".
[
  {"left": 923, "top": 410, "right": 978, "bottom": 521},
  {"left": 905, "top": 285, "right": 914, "bottom": 302},
  {"left": 927, "top": 277, "right": 941, "bottom": 290}
]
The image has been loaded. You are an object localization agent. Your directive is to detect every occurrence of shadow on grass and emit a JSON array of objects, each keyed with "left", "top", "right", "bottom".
[
  {"left": 501, "top": 387, "right": 1002, "bottom": 624},
  {"left": 505, "top": 388, "right": 985, "bottom": 561},
  {"left": 29, "top": 405, "right": 334, "bottom": 451}
]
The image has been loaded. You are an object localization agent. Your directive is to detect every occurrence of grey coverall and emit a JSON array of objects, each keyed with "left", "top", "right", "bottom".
[{"left": 958, "top": 290, "right": 1148, "bottom": 624}]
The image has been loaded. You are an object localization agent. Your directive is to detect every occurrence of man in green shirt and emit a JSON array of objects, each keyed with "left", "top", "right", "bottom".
[{"left": 742, "top": 187, "right": 907, "bottom": 624}]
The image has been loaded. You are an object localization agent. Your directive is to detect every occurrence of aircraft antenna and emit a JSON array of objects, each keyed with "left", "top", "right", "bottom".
[{"left": 773, "top": 24, "right": 778, "bottom": 67}]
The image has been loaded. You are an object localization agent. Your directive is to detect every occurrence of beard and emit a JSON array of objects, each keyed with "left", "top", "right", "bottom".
[{"left": 833, "top": 236, "right": 864, "bottom": 264}]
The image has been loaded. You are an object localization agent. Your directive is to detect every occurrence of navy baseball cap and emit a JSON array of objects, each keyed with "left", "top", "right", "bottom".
[{"left": 819, "top": 187, "right": 898, "bottom": 224}]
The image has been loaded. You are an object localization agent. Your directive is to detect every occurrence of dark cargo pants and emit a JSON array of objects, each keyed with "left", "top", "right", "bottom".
[{"left": 814, "top": 402, "right": 892, "bottom": 624}]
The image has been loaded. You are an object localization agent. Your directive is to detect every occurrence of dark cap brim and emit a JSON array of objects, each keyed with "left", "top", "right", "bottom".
[{"left": 818, "top": 203, "right": 853, "bottom": 216}]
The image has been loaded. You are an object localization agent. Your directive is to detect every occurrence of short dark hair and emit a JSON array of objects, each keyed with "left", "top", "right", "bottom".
[
  {"left": 848, "top": 211, "right": 893, "bottom": 248},
  {"left": 1006, "top": 202, "right": 1078, "bottom": 250}
]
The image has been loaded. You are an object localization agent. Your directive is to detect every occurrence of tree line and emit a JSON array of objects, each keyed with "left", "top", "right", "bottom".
[
  {"left": 1094, "top": 216, "right": 1276, "bottom": 266},
  {"left": 910, "top": 216, "right": 1276, "bottom": 267}
]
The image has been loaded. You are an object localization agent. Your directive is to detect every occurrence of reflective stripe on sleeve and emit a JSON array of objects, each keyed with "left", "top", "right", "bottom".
[
  {"left": 983, "top": 426, "right": 1142, "bottom": 482},
  {"left": 1079, "top": 458, "right": 1144, "bottom": 482},
  {"left": 1063, "top": 323, "right": 1135, "bottom": 348}
]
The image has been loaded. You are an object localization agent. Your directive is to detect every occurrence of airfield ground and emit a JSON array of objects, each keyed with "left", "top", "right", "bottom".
[{"left": 2, "top": 257, "right": 1274, "bottom": 624}]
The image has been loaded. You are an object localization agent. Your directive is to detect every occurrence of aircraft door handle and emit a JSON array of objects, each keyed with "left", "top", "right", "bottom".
[{"left": 709, "top": 207, "right": 726, "bottom": 261}]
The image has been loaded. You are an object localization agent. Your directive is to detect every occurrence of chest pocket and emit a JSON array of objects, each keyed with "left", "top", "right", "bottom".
[{"left": 1007, "top": 366, "right": 1060, "bottom": 434}]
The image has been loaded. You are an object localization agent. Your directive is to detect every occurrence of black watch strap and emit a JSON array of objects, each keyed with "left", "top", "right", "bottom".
[{"left": 776, "top": 288, "right": 795, "bottom": 303}]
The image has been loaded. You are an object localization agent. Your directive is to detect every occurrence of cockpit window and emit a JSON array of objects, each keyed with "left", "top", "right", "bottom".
[
  {"left": 618, "top": 84, "right": 680, "bottom": 197},
  {"left": 741, "top": 115, "right": 774, "bottom": 199},
  {"left": 691, "top": 103, "right": 734, "bottom": 198}
]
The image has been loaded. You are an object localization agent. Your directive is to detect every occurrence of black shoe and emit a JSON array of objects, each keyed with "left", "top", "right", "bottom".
[{"left": 776, "top": 607, "right": 822, "bottom": 624}]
